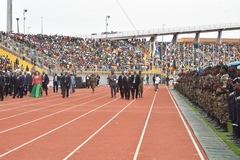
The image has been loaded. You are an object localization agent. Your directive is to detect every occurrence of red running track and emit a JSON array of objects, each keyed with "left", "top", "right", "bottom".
[{"left": 0, "top": 85, "right": 208, "bottom": 160}]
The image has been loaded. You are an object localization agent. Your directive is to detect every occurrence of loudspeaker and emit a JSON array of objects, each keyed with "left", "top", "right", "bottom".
[{"left": 75, "top": 77, "right": 83, "bottom": 88}]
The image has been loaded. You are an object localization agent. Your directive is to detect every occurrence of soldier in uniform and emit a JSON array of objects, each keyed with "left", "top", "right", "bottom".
[
  {"left": 215, "top": 65, "right": 229, "bottom": 132},
  {"left": 231, "top": 65, "right": 240, "bottom": 143},
  {"left": 138, "top": 71, "right": 144, "bottom": 98},
  {"left": 89, "top": 73, "right": 97, "bottom": 93},
  {"left": 227, "top": 62, "right": 238, "bottom": 139},
  {"left": 210, "top": 65, "right": 221, "bottom": 128},
  {"left": 146, "top": 74, "right": 149, "bottom": 85}
]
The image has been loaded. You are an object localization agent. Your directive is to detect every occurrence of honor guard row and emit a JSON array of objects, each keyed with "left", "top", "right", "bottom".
[{"left": 176, "top": 61, "right": 240, "bottom": 147}]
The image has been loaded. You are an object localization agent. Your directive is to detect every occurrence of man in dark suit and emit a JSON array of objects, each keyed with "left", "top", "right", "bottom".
[
  {"left": 0, "top": 71, "right": 5, "bottom": 101},
  {"left": 62, "top": 71, "right": 71, "bottom": 98},
  {"left": 4, "top": 72, "right": 10, "bottom": 97},
  {"left": 131, "top": 70, "right": 140, "bottom": 99},
  {"left": 59, "top": 73, "right": 64, "bottom": 94},
  {"left": 123, "top": 71, "right": 133, "bottom": 100},
  {"left": 9, "top": 72, "right": 16, "bottom": 96},
  {"left": 28, "top": 71, "right": 34, "bottom": 94},
  {"left": 53, "top": 73, "right": 60, "bottom": 93},
  {"left": 118, "top": 71, "right": 125, "bottom": 99},
  {"left": 23, "top": 72, "right": 31, "bottom": 96},
  {"left": 41, "top": 71, "right": 49, "bottom": 96},
  {"left": 13, "top": 72, "right": 23, "bottom": 98}
]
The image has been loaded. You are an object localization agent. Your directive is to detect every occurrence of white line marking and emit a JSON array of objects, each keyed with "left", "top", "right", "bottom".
[
  {"left": 0, "top": 97, "right": 119, "bottom": 158},
  {"left": 63, "top": 100, "right": 135, "bottom": 160},
  {"left": 133, "top": 91, "right": 157, "bottom": 160},
  {"left": 0, "top": 94, "right": 109, "bottom": 134},
  {"left": 0, "top": 90, "right": 109, "bottom": 121},
  {"left": 0, "top": 88, "right": 108, "bottom": 112},
  {"left": 167, "top": 88, "right": 205, "bottom": 160},
  {"left": 64, "top": 86, "right": 151, "bottom": 160}
]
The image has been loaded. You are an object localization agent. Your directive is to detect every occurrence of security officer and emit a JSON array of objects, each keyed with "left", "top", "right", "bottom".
[{"left": 109, "top": 69, "right": 117, "bottom": 98}]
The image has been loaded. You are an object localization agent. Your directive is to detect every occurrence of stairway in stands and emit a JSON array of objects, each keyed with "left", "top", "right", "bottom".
[{"left": 0, "top": 47, "right": 47, "bottom": 73}]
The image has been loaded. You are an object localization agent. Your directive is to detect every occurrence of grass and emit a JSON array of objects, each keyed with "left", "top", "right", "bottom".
[{"left": 179, "top": 94, "right": 240, "bottom": 156}]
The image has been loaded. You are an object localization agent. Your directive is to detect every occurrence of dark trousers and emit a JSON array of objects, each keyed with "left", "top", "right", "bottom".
[
  {"left": 23, "top": 84, "right": 28, "bottom": 96},
  {"left": 42, "top": 83, "right": 48, "bottom": 95},
  {"left": 9, "top": 84, "right": 13, "bottom": 96},
  {"left": 119, "top": 86, "right": 124, "bottom": 98},
  {"left": 131, "top": 84, "right": 139, "bottom": 99},
  {"left": 53, "top": 82, "right": 58, "bottom": 93},
  {"left": 86, "top": 81, "right": 90, "bottom": 88},
  {"left": 4, "top": 84, "right": 9, "bottom": 96},
  {"left": 62, "top": 84, "right": 69, "bottom": 98},
  {"left": 13, "top": 86, "right": 23, "bottom": 98},
  {"left": 110, "top": 85, "right": 116, "bottom": 97},
  {"left": 0, "top": 86, "right": 4, "bottom": 100},
  {"left": 228, "top": 98, "right": 237, "bottom": 125},
  {"left": 125, "top": 88, "right": 130, "bottom": 100}
]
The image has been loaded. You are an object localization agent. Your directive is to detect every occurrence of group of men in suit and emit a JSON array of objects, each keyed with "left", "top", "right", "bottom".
[
  {"left": 0, "top": 70, "right": 50, "bottom": 101},
  {"left": 0, "top": 69, "right": 76, "bottom": 101},
  {"left": 60, "top": 71, "right": 72, "bottom": 98},
  {"left": 116, "top": 70, "right": 141, "bottom": 100}
]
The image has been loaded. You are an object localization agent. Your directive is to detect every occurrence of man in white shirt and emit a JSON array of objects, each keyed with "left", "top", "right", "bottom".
[{"left": 154, "top": 74, "right": 160, "bottom": 91}]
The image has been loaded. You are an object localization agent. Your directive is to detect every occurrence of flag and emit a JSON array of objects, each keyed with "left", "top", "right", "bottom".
[
  {"left": 146, "top": 42, "right": 149, "bottom": 52},
  {"left": 144, "top": 52, "right": 147, "bottom": 66},
  {"left": 152, "top": 42, "right": 156, "bottom": 57},
  {"left": 149, "top": 42, "right": 152, "bottom": 56},
  {"left": 165, "top": 43, "right": 168, "bottom": 55},
  {"left": 172, "top": 59, "right": 177, "bottom": 73},
  {"left": 155, "top": 43, "right": 160, "bottom": 58}
]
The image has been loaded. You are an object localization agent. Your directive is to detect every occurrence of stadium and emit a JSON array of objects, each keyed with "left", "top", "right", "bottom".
[{"left": 0, "top": 0, "right": 240, "bottom": 159}]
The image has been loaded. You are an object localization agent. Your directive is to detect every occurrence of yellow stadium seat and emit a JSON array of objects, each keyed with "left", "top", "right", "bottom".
[{"left": 0, "top": 48, "right": 47, "bottom": 73}]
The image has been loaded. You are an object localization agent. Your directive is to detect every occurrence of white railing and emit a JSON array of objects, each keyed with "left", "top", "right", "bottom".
[{"left": 77, "top": 22, "right": 240, "bottom": 39}]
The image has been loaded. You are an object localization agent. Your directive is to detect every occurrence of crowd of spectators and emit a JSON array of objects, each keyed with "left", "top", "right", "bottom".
[
  {"left": 0, "top": 55, "right": 31, "bottom": 73},
  {"left": 1, "top": 31, "right": 240, "bottom": 75},
  {"left": 1, "top": 32, "right": 149, "bottom": 74}
]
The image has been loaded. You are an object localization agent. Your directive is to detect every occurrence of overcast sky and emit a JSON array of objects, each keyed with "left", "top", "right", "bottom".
[{"left": 1, "top": 0, "right": 240, "bottom": 41}]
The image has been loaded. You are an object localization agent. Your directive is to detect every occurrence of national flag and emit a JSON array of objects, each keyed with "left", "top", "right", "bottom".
[
  {"left": 165, "top": 43, "right": 168, "bottom": 55},
  {"left": 172, "top": 59, "right": 177, "bottom": 73},
  {"left": 149, "top": 42, "right": 152, "bottom": 56},
  {"left": 144, "top": 52, "right": 147, "bottom": 66}
]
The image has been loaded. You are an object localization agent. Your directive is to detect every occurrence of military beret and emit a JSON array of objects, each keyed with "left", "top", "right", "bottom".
[
  {"left": 221, "top": 65, "right": 228, "bottom": 71},
  {"left": 227, "top": 61, "right": 240, "bottom": 67}
]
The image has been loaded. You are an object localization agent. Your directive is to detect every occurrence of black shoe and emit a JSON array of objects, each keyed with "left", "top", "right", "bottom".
[
  {"left": 226, "top": 133, "right": 235, "bottom": 137},
  {"left": 229, "top": 136, "right": 238, "bottom": 141}
]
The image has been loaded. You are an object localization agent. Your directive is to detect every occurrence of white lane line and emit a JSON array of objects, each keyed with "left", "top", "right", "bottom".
[
  {"left": 63, "top": 100, "right": 135, "bottom": 160},
  {"left": 0, "top": 88, "right": 108, "bottom": 112},
  {"left": 167, "top": 88, "right": 205, "bottom": 160},
  {"left": 0, "top": 90, "right": 108, "bottom": 121},
  {"left": 133, "top": 90, "right": 157, "bottom": 160},
  {"left": 64, "top": 85, "right": 151, "bottom": 160},
  {"left": 0, "top": 97, "right": 119, "bottom": 158},
  {"left": 0, "top": 94, "right": 109, "bottom": 134}
]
